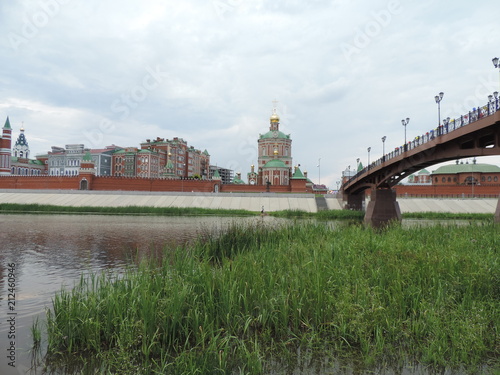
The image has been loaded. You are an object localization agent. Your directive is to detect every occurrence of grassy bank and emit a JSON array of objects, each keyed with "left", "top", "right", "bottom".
[
  {"left": 0, "top": 203, "right": 257, "bottom": 216},
  {"left": 1, "top": 202, "right": 496, "bottom": 220},
  {"left": 36, "top": 222, "right": 499, "bottom": 374},
  {"left": 270, "top": 208, "right": 494, "bottom": 221}
]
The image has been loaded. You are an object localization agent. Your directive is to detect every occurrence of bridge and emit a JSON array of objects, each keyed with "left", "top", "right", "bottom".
[{"left": 341, "top": 96, "right": 500, "bottom": 226}]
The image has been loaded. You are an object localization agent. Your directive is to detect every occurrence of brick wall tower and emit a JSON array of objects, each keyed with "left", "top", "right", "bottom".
[{"left": 0, "top": 117, "right": 12, "bottom": 176}]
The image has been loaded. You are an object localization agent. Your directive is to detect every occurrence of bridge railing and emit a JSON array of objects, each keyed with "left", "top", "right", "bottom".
[{"left": 343, "top": 97, "right": 500, "bottom": 187}]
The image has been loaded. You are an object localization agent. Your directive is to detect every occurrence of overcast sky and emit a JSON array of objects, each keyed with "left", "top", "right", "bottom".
[{"left": 1, "top": 0, "right": 499, "bottom": 188}]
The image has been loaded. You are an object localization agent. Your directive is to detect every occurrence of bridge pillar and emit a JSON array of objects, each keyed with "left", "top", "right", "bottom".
[
  {"left": 364, "top": 188, "right": 401, "bottom": 227},
  {"left": 344, "top": 192, "right": 364, "bottom": 210}
]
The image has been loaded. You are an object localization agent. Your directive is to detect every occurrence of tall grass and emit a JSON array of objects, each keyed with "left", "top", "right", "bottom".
[
  {"left": 0, "top": 203, "right": 256, "bottom": 216},
  {"left": 38, "top": 222, "right": 500, "bottom": 374}
]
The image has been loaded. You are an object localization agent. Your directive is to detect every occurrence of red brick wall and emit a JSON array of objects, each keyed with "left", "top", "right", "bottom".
[
  {"left": 394, "top": 184, "right": 500, "bottom": 197},
  {"left": 0, "top": 176, "right": 220, "bottom": 193}
]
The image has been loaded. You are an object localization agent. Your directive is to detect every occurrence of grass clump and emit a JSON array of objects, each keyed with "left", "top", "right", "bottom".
[
  {"left": 37, "top": 222, "right": 500, "bottom": 374},
  {"left": 0, "top": 203, "right": 256, "bottom": 216},
  {"left": 402, "top": 211, "right": 494, "bottom": 220}
]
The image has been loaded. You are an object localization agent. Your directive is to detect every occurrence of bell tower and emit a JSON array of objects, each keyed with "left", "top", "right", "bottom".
[{"left": 0, "top": 117, "right": 12, "bottom": 176}]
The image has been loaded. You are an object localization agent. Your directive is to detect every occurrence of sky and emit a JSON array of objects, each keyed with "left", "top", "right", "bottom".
[{"left": 1, "top": 0, "right": 500, "bottom": 189}]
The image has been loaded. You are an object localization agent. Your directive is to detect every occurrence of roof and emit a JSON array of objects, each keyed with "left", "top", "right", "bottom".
[
  {"left": 3, "top": 117, "right": 11, "bottom": 129},
  {"left": 259, "top": 130, "right": 290, "bottom": 140},
  {"left": 263, "top": 159, "right": 287, "bottom": 169},
  {"left": 292, "top": 166, "right": 306, "bottom": 179},
  {"left": 83, "top": 151, "right": 92, "bottom": 162},
  {"left": 418, "top": 168, "right": 430, "bottom": 175},
  {"left": 432, "top": 163, "right": 500, "bottom": 175},
  {"left": 232, "top": 176, "right": 246, "bottom": 184}
]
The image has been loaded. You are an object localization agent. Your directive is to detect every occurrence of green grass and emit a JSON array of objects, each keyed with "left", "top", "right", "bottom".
[
  {"left": 36, "top": 221, "right": 500, "bottom": 374},
  {"left": 402, "top": 211, "right": 494, "bottom": 220},
  {"left": 0, "top": 203, "right": 257, "bottom": 216},
  {"left": 270, "top": 209, "right": 365, "bottom": 220}
]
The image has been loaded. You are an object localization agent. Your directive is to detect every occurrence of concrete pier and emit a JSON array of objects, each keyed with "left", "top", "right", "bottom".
[{"left": 364, "top": 189, "right": 402, "bottom": 227}]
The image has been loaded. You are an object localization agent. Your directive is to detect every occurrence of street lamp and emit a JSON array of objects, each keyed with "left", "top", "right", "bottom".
[
  {"left": 401, "top": 118, "right": 410, "bottom": 151},
  {"left": 317, "top": 158, "right": 321, "bottom": 185},
  {"left": 435, "top": 92, "right": 444, "bottom": 134},
  {"left": 381, "top": 136, "right": 386, "bottom": 162},
  {"left": 493, "top": 57, "right": 500, "bottom": 91},
  {"left": 367, "top": 147, "right": 371, "bottom": 168}
]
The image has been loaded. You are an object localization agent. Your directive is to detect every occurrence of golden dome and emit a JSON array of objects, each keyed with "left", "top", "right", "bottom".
[{"left": 270, "top": 110, "right": 279, "bottom": 122}]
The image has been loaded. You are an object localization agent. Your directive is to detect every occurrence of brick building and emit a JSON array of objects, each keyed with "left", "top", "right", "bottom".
[{"left": 431, "top": 160, "right": 500, "bottom": 185}]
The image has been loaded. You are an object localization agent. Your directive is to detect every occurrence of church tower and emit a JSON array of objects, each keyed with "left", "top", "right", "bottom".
[
  {"left": 257, "top": 102, "right": 293, "bottom": 186},
  {"left": 13, "top": 124, "right": 30, "bottom": 159},
  {"left": 0, "top": 117, "right": 12, "bottom": 176}
]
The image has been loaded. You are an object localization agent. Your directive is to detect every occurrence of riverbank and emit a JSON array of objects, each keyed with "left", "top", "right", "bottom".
[
  {"left": 35, "top": 222, "right": 500, "bottom": 374},
  {"left": 0, "top": 189, "right": 498, "bottom": 213}
]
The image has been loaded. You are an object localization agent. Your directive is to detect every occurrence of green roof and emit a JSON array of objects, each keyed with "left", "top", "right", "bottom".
[
  {"left": 418, "top": 168, "right": 430, "bottom": 175},
  {"left": 232, "top": 176, "right": 246, "bottom": 184},
  {"left": 260, "top": 131, "right": 290, "bottom": 140},
  {"left": 432, "top": 163, "right": 500, "bottom": 175},
  {"left": 4, "top": 117, "right": 11, "bottom": 129},
  {"left": 357, "top": 162, "right": 364, "bottom": 172},
  {"left": 83, "top": 151, "right": 92, "bottom": 162},
  {"left": 263, "top": 159, "right": 287, "bottom": 169},
  {"left": 292, "top": 166, "right": 305, "bottom": 179}
]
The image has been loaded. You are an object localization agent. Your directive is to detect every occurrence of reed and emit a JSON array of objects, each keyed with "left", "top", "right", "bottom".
[
  {"left": 0, "top": 203, "right": 256, "bottom": 216},
  {"left": 37, "top": 222, "right": 500, "bottom": 374}
]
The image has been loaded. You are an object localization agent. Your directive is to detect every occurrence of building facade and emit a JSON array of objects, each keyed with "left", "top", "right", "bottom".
[
  {"left": 140, "top": 137, "right": 210, "bottom": 178},
  {"left": 48, "top": 144, "right": 117, "bottom": 176},
  {"left": 431, "top": 160, "right": 500, "bottom": 185}
]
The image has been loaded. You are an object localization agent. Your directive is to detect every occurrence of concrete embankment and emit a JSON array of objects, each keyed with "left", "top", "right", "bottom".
[{"left": 0, "top": 190, "right": 497, "bottom": 213}]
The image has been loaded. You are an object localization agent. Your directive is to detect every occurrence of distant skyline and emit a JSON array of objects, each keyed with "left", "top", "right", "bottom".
[{"left": 2, "top": 0, "right": 500, "bottom": 188}]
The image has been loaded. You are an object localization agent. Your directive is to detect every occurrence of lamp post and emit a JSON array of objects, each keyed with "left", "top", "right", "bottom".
[
  {"left": 317, "top": 158, "right": 321, "bottom": 185},
  {"left": 493, "top": 57, "right": 500, "bottom": 91},
  {"left": 381, "top": 136, "right": 386, "bottom": 162},
  {"left": 435, "top": 92, "right": 444, "bottom": 134},
  {"left": 401, "top": 118, "right": 410, "bottom": 151},
  {"left": 367, "top": 147, "right": 371, "bottom": 169}
]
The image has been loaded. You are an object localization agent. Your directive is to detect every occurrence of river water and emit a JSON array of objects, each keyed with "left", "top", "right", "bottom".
[{"left": 0, "top": 214, "right": 484, "bottom": 375}]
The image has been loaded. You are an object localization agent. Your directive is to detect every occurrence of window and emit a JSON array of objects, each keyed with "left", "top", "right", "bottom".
[{"left": 442, "top": 177, "right": 446, "bottom": 183}]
